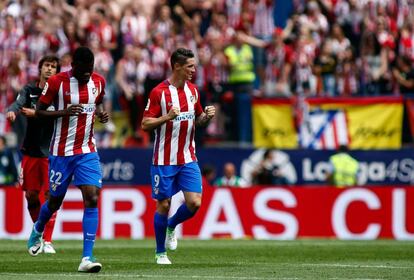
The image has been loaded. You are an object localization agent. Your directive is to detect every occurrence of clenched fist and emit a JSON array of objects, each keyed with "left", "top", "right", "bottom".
[
  {"left": 167, "top": 107, "right": 180, "bottom": 120},
  {"left": 205, "top": 105, "right": 215, "bottom": 120}
]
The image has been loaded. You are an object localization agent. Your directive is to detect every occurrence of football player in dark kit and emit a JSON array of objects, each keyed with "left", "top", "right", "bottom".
[{"left": 6, "top": 55, "right": 60, "bottom": 254}]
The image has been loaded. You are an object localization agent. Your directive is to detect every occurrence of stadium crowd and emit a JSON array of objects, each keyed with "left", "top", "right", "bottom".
[{"left": 1, "top": 0, "right": 414, "bottom": 146}]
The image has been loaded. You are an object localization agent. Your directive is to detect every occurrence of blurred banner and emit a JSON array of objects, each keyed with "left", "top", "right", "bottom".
[
  {"left": 1, "top": 186, "right": 413, "bottom": 240},
  {"left": 302, "top": 97, "right": 403, "bottom": 149},
  {"left": 252, "top": 99, "right": 298, "bottom": 148},
  {"left": 252, "top": 97, "right": 403, "bottom": 149},
  {"left": 97, "top": 148, "right": 414, "bottom": 186}
]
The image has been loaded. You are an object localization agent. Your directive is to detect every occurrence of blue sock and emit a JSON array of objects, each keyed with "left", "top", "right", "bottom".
[
  {"left": 35, "top": 201, "right": 54, "bottom": 233},
  {"left": 154, "top": 212, "right": 168, "bottom": 254},
  {"left": 167, "top": 204, "right": 195, "bottom": 230},
  {"left": 82, "top": 208, "right": 98, "bottom": 258}
]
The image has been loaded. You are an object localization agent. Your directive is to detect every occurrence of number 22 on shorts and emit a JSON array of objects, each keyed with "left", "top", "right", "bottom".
[{"left": 50, "top": 170, "right": 62, "bottom": 191}]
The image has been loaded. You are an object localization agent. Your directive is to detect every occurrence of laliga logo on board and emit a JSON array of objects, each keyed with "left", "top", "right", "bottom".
[{"left": 240, "top": 149, "right": 297, "bottom": 185}]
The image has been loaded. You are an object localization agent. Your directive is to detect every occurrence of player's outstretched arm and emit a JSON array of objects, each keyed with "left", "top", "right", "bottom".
[
  {"left": 36, "top": 101, "right": 84, "bottom": 118},
  {"left": 141, "top": 107, "right": 180, "bottom": 131},
  {"left": 196, "top": 105, "right": 215, "bottom": 127}
]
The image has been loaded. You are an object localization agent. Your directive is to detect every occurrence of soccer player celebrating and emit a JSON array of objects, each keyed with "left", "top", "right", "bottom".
[
  {"left": 142, "top": 48, "right": 215, "bottom": 265},
  {"left": 7, "top": 55, "right": 60, "bottom": 254},
  {"left": 27, "top": 46, "right": 109, "bottom": 273}
]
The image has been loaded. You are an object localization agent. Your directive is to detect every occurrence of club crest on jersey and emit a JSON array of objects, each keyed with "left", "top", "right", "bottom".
[
  {"left": 92, "top": 88, "right": 98, "bottom": 95},
  {"left": 190, "top": 95, "right": 197, "bottom": 104},
  {"left": 51, "top": 183, "right": 58, "bottom": 191},
  {"left": 64, "top": 91, "right": 71, "bottom": 96},
  {"left": 41, "top": 82, "right": 49, "bottom": 95}
]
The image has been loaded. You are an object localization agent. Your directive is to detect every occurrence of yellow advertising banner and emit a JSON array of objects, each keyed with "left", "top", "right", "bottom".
[
  {"left": 307, "top": 97, "right": 403, "bottom": 149},
  {"left": 252, "top": 100, "right": 298, "bottom": 148}
]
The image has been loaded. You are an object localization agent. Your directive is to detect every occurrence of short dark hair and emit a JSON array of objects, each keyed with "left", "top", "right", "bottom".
[
  {"left": 338, "top": 145, "right": 348, "bottom": 152},
  {"left": 400, "top": 55, "right": 412, "bottom": 67},
  {"left": 73, "top": 46, "right": 94, "bottom": 64},
  {"left": 38, "top": 55, "right": 60, "bottom": 73},
  {"left": 170, "top": 48, "right": 194, "bottom": 70}
]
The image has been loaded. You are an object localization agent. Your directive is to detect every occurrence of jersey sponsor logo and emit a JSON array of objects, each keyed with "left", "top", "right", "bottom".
[
  {"left": 174, "top": 112, "right": 195, "bottom": 122},
  {"left": 29, "top": 94, "right": 38, "bottom": 98},
  {"left": 41, "top": 82, "right": 49, "bottom": 95},
  {"left": 80, "top": 104, "right": 96, "bottom": 114}
]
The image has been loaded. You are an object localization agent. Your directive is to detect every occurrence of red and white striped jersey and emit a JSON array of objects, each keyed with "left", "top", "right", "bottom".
[
  {"left": 144, "top": 80, "right": 203, "bottom": 165},
  {"left": 40, "top": 71, "right": 105, "bottom": 156}
]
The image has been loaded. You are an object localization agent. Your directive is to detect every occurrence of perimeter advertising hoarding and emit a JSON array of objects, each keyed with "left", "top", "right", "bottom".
[
  {"left": 1, "top": 186, "right": 413, "bottom": 240},
  {"left": 99, "top": 148, "right": 414, "bottom": 186}
]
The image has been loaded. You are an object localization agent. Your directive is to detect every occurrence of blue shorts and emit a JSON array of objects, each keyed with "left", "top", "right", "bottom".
[
  {"left": 151, "top": 162, "right": 202, "bottom": 200},
  {"left": 48, "top": 152, "right": 102, "bottom": 197}
]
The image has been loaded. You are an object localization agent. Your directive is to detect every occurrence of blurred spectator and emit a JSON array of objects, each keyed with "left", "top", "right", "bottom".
[
  {"left": 24, "top": 18, "right": 59, "bottom": 80},
  {"left": 0, "top": 136, "right": 17, "bottom": 185},
  {"left": 214, "top": 162, "right": 247, "bottom": 188},
  {"left": 2, "top": 0, "right": 414, "bottom": 147},
  {"left": 57, "top": 20, "right": 82, "bottom": 57},
  {"left": 204, "top": 37, "right": 228, "bottom": 139},
  {"left": 201, "top": 163, "right": 216, "bottom": 188},
  {"left": 0, "top": 14, "right": 24, "bottom": 72},
  {"left": 359, "top": 32, "right": 389, "bottom": 95},
  {"left": 295, "top": 26, "right": 318, "bottom": 96},
  {"left": 115, "top": 45, "right": 148, "bottom": 145},
  {"left": 250, "top": 0, "right": 275, "bottom": 90},
  {"left": 326, "top": 145, "right": 359, "bottom": 188},
  {"left": 298, "top": 1, "right": 329, "bottom": 46},
  {"left": 83, "top": 6, "right": 117, "bottom": 52},
  {"left": 313, "top": 41, "right": 337, "bottom": 96},
  {"left": 251, "top": 150, "right": 289, "bottom": 186},
  {"left": 392, "top": 55, "right": 414, "bottom": 95},
  {"left": 120, "top": 2, "right": 149, "bottom": 46},
  {"left": 336, "top": 46, "right": 359, "bottom": 96},
  {"left": 143, "top": 32, "right": 169, "bottom": 103},
  {"left": 224, "top": 31, "right": 255, "bottom": 143}
]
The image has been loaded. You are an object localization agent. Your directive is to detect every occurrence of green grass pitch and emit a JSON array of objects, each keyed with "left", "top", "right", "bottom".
[{"left": 0, "top": 239, "right": 413, "bottom": 279}]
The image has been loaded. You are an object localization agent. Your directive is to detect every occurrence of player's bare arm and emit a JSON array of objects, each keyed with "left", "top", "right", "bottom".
[
  {"left": 196, "top": 105, "right": 215, "bottom": 126},
  {"left": 142, "top": 107, "right": 180, "bottom": 131},
  {"left": 36, "top": 101, "right": 84, "bottom": 118},
  {"left": 95, "top": 103, "right": 109, "bottom": 123},
  {"left": 21, "top": 107, "right": 36, "bottom": 118}
]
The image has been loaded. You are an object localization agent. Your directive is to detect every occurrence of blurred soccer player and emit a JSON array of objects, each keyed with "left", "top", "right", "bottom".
[
  {"left": 27, "top": 46, "right": 109, "bottom": 273},
  {"left": 142, "top": 48, "right": 215, "bottom": 264},
  {"left": 7, "top": 55, "right": 60, "bottom": 254}
]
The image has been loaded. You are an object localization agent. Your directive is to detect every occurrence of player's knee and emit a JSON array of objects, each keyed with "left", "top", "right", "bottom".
[
  {"left": 48, "top": 196, "right": 64, "bottom": 212},
  {"left": 156, "top": 199, "right": 171, "bottom": 214},
  {"left": 84, "top": 194, "right": 99, "bottom": 208},
  {"left": 186, "top": 198, "right": 201, "bottom": 212}
]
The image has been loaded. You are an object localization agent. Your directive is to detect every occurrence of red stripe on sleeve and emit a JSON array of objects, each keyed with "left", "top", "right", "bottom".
[{"left": 57, "top": 77, "right": 71, "bottom": 155}]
